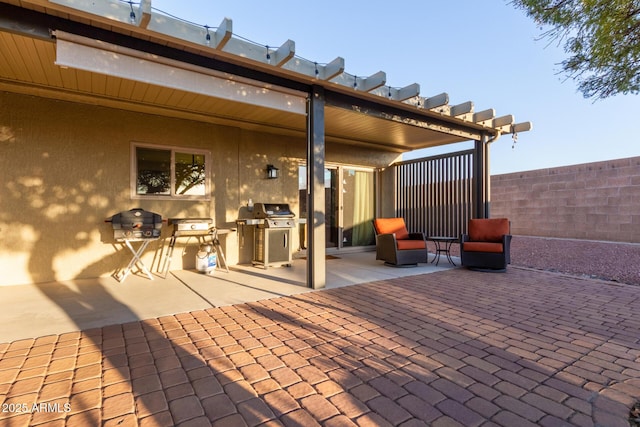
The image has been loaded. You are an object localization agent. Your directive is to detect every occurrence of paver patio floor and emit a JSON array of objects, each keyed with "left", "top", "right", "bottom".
[{"left": 1, "top": 267, "right": 639, "bottom": 426}]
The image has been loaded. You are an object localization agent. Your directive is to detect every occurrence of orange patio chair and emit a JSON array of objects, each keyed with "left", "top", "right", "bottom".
[
  {"left": 373, "top": 218, "right": 428, "bottom": 266},
  {"left": 460, "top": 218, "right": 512, "bottom": 271}
]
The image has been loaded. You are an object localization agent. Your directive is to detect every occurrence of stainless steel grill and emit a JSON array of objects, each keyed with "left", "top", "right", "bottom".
[{"left": 252, "top": 203, "right": 296, "bottom": 269}]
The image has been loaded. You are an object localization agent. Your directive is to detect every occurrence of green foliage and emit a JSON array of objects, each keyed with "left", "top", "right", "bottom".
[{"left": 511, "top": 0, "right": 640, "bottom": 99}]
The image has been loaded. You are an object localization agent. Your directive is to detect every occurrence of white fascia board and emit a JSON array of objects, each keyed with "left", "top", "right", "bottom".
[{"left": 54, "top": 32, "right": 307, "bottom": 115}]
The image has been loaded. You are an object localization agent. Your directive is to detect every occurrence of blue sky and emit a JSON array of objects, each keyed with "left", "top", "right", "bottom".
[{"left": 150, "top": 0, "right": 639, "bottom": 175}]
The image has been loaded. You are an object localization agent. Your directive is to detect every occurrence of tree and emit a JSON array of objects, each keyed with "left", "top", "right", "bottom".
[{"left": 511, "top": 0, "right": 640, "bottom": 99}]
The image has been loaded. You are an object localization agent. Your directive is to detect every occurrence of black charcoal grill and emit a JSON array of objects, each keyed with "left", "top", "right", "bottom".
[
  {"left": 252, "top": 203, "right": 296, "bottom": 269},
  {"left": 106, "top": 208, "right": 163, "bottom": 282}
]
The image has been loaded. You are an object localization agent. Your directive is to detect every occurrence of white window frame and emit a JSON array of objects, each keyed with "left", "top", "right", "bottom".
[{"left": 131, "top": 142, "right": 211, "bottom": 200}]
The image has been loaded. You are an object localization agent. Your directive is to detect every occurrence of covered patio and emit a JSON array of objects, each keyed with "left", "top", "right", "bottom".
[{"left": 0, "top": 0, "right": 531, "bottom": 291}]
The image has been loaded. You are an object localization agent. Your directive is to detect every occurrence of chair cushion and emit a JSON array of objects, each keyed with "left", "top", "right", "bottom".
[
  {"left": 374, "top": 218, "right": 409, "bottom": 240},
  {"left": 397, "top": 239, "right": 426, "bottom": 250},
  {"left": 468, "top": 218, "right": 509, "bottom": 242},
  {"left": 463, "top": 242, "right": 504, "bottom": 253}
]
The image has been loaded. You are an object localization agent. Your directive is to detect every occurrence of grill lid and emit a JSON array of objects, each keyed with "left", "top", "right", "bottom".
[
  {"left": 169, "top": 218, "right": 213, "bottom": 235},
  {"left": 107, "top": 208, "right": 163, "bottom": 240},
  {"left": 170, "top": 218, "right": 213, "bottom": 227},
  {"left": 253, "top": 203, "right": 295, "bottom": 219},
  {"left": 108, "top": 208, "right": 163, "bottom": 229}
]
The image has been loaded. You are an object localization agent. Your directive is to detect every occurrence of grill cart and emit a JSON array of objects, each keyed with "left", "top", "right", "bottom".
[{"left": 160, "top": 218, "right": 230, "bottom": 277}]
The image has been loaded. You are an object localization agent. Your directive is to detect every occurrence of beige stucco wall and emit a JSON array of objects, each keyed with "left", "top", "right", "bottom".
[{"left": 0, "top": 91, "right": 399, "bottom": 286}]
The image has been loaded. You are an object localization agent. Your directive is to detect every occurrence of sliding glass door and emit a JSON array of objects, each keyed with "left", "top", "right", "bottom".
[{"left": 299, "top": 165, "right": 375, "bottom": 249}]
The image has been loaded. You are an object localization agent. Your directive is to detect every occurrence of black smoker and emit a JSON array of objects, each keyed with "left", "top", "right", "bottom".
[{"left": 252, "top": 203, "right": 296, "bottom": 269}]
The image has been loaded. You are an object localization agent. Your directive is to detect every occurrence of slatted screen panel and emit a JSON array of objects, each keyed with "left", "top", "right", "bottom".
[{"left": 394, "top": 150, "right": 474, "bottom": 239}]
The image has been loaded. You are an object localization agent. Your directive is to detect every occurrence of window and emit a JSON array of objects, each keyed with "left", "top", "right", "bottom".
[{"left": 132, "top": 143, "right": 210, "bottom": 199}]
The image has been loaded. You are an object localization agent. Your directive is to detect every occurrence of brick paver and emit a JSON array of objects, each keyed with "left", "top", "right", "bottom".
[{"left": 1, "top": 267, "right": 639, "bottom": 426}]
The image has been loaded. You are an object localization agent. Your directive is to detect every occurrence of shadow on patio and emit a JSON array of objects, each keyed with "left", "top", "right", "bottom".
[
  {"left": 1, "top": 263, "right": 639, "bottom": 426},
  {"left": 0, "top": 251, "right": 456, "bottom": 343}
]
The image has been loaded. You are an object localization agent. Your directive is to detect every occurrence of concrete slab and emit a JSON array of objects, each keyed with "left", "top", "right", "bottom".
[
  {"left": 0, "top": 274, "right": 213, "bottom": 343},
  {"left": 0, "top": 251, "right": 456, "bottom": 342}
]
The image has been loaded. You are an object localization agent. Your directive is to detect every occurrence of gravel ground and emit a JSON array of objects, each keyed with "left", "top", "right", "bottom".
[{"left": 448, "top": 235, "right": 640, "bottom": 286}]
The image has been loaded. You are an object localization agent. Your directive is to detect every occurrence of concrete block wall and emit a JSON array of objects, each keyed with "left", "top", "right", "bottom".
[{"left": 490, "top": 156, "right": 640, "bottom": 243}]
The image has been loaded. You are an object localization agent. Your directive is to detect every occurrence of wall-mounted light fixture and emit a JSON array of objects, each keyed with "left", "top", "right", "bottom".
[{"left": 266, "top": 164, "right": 279, "bottom": 179}]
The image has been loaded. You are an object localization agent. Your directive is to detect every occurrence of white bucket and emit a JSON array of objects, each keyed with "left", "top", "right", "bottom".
[{"left": 196, "top": 245, "right": 217, "bottom": 275}]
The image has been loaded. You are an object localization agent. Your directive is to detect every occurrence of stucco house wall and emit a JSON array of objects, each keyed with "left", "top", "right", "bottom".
[
  {"left": 0, "top": 91, "right": 399, "bottom": 286},
  {"left": 490, "top": 156, "right": 640, "bottom": 243}
]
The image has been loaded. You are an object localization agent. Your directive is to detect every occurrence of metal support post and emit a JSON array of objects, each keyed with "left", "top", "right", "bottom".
[{"left": 306, "top": 85, "right": 326, "bottom": 289}]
